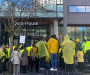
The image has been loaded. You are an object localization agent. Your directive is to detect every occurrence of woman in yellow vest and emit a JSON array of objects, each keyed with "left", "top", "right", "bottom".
[{"left": 0, "top": 47, "right": 5, "bottom": 75}]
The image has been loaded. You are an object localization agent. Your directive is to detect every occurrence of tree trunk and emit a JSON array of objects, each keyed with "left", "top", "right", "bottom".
[{"left": 9, "top": 36, "right": 13, "bottom": 73}]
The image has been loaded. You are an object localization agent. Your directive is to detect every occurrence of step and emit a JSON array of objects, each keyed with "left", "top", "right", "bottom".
[
  {"left": 84, "top": 70, "right": 90, "bottom": 73},
  {"left": 38, "top": 70, "right": 82, "bottom": 75},
  {"left": 75, "top": 65, "right": 90, "bottom": 70}
]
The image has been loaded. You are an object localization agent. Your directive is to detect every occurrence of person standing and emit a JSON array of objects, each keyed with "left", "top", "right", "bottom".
[
  {"left": 36, "top": 37, "right": 48, "bottom": 70},
  {"left": 21, "top": 45, "right": 28, "bottom": 73},
  {"left": 0, "top": 47, "right": 5, "bottom": 75},
  {"left": 62, "top": 34, "right": 74, "bottom": 72},
  {"left": 11, "top": 47, "right": 21, "bottom": 75},
  {"left": 75, "top": 39, "right": 81, "bottom": 54},
  {"left": 30, "top": 43, "right": 38, "bottom": 72},
  {"left": 76, "top": 48, "right": 84, "bottom": 72},
  {"left": 48, "top": 35, "right": 59, "bottom": 71}
]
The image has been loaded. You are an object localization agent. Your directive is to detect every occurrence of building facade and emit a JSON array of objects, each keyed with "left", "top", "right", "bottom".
[
  {"left": 59, "top": 0, "right": 90, "bottom": 44},
  {"left": 0, "top": 0, "right": 90, "bottom": 46},
  {"left": 0, "top": 0, "right": 63, "bottom": 46}
]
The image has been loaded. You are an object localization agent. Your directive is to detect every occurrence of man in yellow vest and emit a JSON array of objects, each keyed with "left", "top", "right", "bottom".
[
  {"left": 26, "top": 45, "right": 32, "bottom": 69},
  {"left": 19, "top": 46, "right": 24, "bottom": 71},
  {"left": 85, "top": 39, "right": 90, "bottom": 65}
]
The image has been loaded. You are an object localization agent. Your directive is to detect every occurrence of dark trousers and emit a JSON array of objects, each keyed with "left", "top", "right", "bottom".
[
  {"left": 66, "top": 64, "right": 74, "bottom": 72},
  {"left": 30, "top": 58, "right": 38, "bottom": 72},
  {"left": 28, "top": 56, "right": 31, "bottom": 69},
  {"left": 39, "top": 57, "right": 45, "bottom": 68},
  {"left": 4, "top": 59, "right": 8, "bottom": 71},
  {"left": 22, "top": 66, "right": 27, "bottom": 73},
  {"left": 78, "top": 62, "right": 83, "bottom": 71},
  {"left": 86, "top": 50, "right": 90, "bottom": 64}
]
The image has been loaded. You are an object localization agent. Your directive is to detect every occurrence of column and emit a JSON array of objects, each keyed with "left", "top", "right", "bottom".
[
  {"left": 50, "top": 24, "right": 53, "bottom": 38},
  {"left": 63, "top": 0, "right": 67, "bottom": 36},
  {"left": 0, "top": 21, "right": 1, "bottom": 46},
  {"left": 53, "top": 19, "right": 58, "bottom": 38}
]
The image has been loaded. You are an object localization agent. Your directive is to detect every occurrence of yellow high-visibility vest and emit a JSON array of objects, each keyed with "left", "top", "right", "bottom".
[
  {"left": 20, "top": 49, "right": 24, "bottom": 60},
  {"left": 26, "top": 47, "right": 32, "bottom": 56},
  {"left": 8, "top": 46, "right": 17, "bottom": 58}
]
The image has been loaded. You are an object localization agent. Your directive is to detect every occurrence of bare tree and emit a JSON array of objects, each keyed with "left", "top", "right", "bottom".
[{"left": 0, "top": 0, "right": 37, "bottom": 54}]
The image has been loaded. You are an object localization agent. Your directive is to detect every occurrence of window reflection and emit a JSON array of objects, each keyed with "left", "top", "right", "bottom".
[
  {"left": 59, "top": 26, "right": 90, "bottom": 45},
  {"left": 86, "top": 6, "right": 90, "bottom": 12},
  {"left": 69, "top": 6, "right": 77, "bottom": 12},
  {"left": 77, "top": 6, "right": 85, "bottom": 12}
]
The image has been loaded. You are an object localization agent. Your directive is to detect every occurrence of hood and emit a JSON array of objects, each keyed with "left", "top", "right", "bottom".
[
  {"left": 49, "top": 38, "right": 57, "bottom": 42},
  {"left": 76, "top": 39, "right": 80, "bottom": 42},
  {"left": 64, "top": 34, "right": 70, "bottom": 41}
]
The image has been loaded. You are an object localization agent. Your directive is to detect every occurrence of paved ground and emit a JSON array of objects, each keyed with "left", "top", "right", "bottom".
[{"left": 3, "top": 71, "right": 90, "bottom": 75}]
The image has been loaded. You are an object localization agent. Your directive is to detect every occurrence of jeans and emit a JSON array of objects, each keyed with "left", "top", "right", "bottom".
[
  {"left": 50, "top": 53, "right": 57, "bottom": 68},
  {"left": 39, "top": 57, "right": 45, "bottom": 68}
]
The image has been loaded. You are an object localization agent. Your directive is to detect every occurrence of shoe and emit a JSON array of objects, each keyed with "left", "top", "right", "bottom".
[
  {"left": 50, "top": 68, "right": 54, "bottom": 71},
  {"left": 13, "top": 74, "right": 15, "bottom": 75},
  {"left": 42, "top": 68, "right": 45, "bottom": 70},
  {"left": 54, "top": 68, "right": 57, "bottom": 71}
]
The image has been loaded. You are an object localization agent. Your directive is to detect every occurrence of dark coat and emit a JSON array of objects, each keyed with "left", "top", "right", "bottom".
[
  {"left": 75, "top": 42, "right": 81, "bottom": 53},
  {"left": 21, "top": 50, "right": 28, "bottom": 66}
]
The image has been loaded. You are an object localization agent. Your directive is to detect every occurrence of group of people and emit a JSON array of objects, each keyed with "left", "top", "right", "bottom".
[{"left": 0, "top": 34, "right": 89, "bottom": 75}]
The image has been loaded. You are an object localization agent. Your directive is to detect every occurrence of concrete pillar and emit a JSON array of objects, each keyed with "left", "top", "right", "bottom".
[
  {"left": 53, "top": 19, "right": 58, "bottom": 38},
  {"left": 63, "top": 0, "right": 67, "bottom": 36},
  {"left": 50, "top": 24, "right": 53, "bottom": 38}
]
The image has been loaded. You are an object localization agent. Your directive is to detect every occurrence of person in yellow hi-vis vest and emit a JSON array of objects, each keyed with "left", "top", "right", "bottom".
[
  {"left": 84, "top": 35, "right": 87, "bottom": 41},
  {"left": 3, "top": 45, "right": 8, "bottom": 71},
  {"left": 26, "top": 45, "right": 32, "bottom": 70},
  {"left": 84, "top": 39, "right": 90, "bottom": 65},
  {"left": 0, "top": 47, "right": 5, "bottom": 75},
  {"left": 19, "top": 47, "right": 24, "bottom": 72},
  {"left": 8, "top": 45, "right": 17, "bottom": 59}
]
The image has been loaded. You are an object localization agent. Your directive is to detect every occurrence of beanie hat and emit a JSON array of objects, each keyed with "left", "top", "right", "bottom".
[{"left": 76, "top": 39, "right": 80, "bottom": 42}]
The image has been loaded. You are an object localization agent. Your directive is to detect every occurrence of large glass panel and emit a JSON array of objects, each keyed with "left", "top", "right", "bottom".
[
  {"left": 77, "top": 6, "right": 85, "bottom": 12},
  {"left": 57, "top": 5, "right": 63, "bottom": 11},
  {"left": 86, "top": 6, "right": 90, "bottom": 12},
  {"left": 0, "top": 0, "right": 63, "bottom": 17},
  {"left": 69, "top": 6, "right": 78, "bottom": 12}
]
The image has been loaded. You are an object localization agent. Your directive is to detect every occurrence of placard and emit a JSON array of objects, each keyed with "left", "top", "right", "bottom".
[{"left": 20, "top": 36, "right": 25, "bottom": 43}]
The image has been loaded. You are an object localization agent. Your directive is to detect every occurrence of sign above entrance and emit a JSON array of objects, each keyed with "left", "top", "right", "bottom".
[
  {"left": 15, "top": 22, "right": 38, "bottom": 26},
  {"left": 20, "top": 36, "right": 26, "bottom": 43}
]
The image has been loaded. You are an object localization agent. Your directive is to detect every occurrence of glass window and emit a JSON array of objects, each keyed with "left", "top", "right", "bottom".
[
  {"left": 57, "top": 0, "right": 63, "bottom": 4},
  {"left": 77, "top": 6, "right": 85, "bottom": 12},
  {"left": 69, "top": 6, "right": 77, "bottom": 12},
  {"left": 57, "top": 5, "right": 63, "bottom": 11},
  {"left": 86, "top": 6, "right": 90, "bottom": 12}
]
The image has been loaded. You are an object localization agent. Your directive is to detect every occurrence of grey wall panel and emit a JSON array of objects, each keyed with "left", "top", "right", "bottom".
[
  {"left": 65, "top": 0, "right": 90, "bottom": 25},
  {"left": 86, "top": 0, "right": 90, "bottom": 3}
]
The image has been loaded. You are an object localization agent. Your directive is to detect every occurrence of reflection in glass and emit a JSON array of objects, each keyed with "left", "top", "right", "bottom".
[
  {"left": 59, "top": 26, "right": 90, "bottom": 45},
  {"left": 57, "top": 5, "right": 63, "bottom": 11},
  {"left": 69, "top": 6, "right": 77, "bottom": 12},
  {"left": 77, "top": 6, "right": 85, "bottom": 12},
  {"left": 0, "top": 0, "right": 63, "bottom": 17},
  {"left": 86, "top": 6, "right": 90, "bottom": 12}
]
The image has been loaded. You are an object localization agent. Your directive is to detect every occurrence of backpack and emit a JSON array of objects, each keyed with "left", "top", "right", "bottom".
[{"left": 31, "top": 48, "right": 36, "bottom": 61}]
